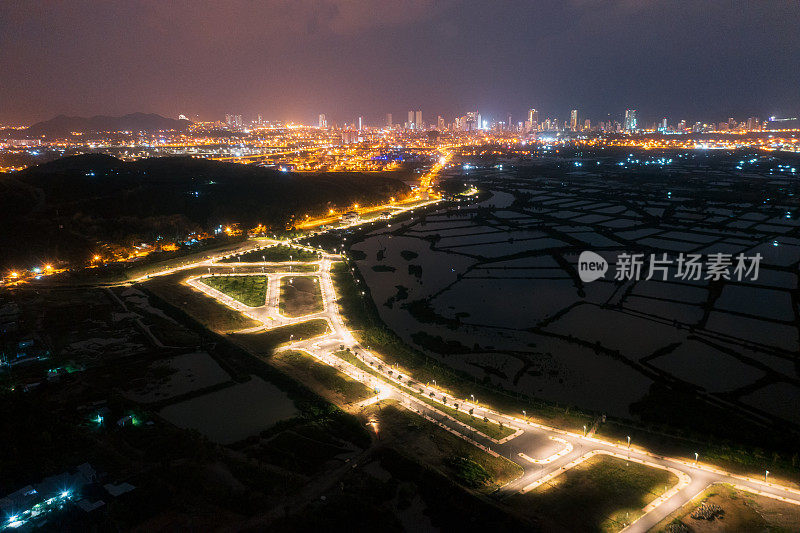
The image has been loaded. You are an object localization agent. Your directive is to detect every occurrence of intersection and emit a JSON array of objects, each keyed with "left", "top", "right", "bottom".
[{"left": 160, "top": 243, "right": 800, "bottom": 532}]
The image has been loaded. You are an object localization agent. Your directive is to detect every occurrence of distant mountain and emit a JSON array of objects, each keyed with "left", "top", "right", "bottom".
[{"left": 22, "top": 112, "right": 191, "bottom": 137}]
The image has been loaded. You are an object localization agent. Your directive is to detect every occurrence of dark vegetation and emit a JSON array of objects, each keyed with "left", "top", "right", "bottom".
[{"left": 0, "top": 154, "right": 409, "bottom": 269}]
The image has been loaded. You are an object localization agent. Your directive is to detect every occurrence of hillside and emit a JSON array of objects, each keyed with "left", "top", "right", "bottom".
[
  {"left": 0, "top": 155, "right": 410, "bottom": 270},
  {"left": 16, "top": 113, "right": 191, "bottom": 138}
]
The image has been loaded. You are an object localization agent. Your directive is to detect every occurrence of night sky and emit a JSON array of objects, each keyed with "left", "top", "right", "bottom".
[{"left": 1, "top": 0, "right": 798, "bottom": 125}]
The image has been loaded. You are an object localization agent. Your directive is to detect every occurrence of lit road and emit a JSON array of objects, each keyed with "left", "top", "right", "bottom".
[{"left": 179, "top": 244, "right": 800, "bottom": 531}]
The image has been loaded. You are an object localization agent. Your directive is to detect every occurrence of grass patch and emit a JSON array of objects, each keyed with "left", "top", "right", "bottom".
[
  {"left": 230, "top": 319, "right": 330, "bottom": 356},
  {"left": 219, "top": 244, "right": 319, "bottom": 263},
  {"left": 445, "top": 456, "right": 492, "bottom": 488},
  {"left": 507, "top": 454, "right": 678, "bottom": 532},
  {"left": 273, "top": 350, "right": 374, "bottom": 404},
  {"left": 200, "top": 275, "right": 268, "bottom": 307},
  {"left": 361, "top": 400, "right": 523, "bottom": 493},
  {"left": 279, "top": 276, "right": 323, "bottom": 316}
]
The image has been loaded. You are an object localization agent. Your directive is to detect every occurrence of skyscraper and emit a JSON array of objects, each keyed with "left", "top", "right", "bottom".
[
  {"left": 527, "top": 108, "right": 539, "bottom": 129},
  {"left": 415, "top": 110, "right": 422, "bottom": 130},
  {"left": 437, "top": 115, "right": 445, "bottom": 130},
  {"left": 358, "top": 116, "right": 363, "bottom": 130},
  {"left": 226, "top": 114, "right": 243, "bottom": 129},
  {"left": 408, "top": 110, "right": 414, "bottom": 129},
  {"left": 570, "top": 109, "right": 578, "bottom": 131},
  {"left": 386, "top": 113, "right": 392, "bottom": 128},
  {"left": 465, "top": 111, "right": 478, "bottom": 131},
  {"left": 624, "top": 109, "right": 638, "bottom": 132},
  {"left": 318, "top": 114, "right": 326, "bottom": 128}
]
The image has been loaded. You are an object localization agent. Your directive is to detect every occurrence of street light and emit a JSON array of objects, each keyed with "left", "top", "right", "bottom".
[
  {"left": 583, "top": 425, "right": 587, "bottom": 437},
  {"left": 522, "top": 410, "right": 526, "bottom": 419},
  {"left": 766, "top": 470, "right": 770, "bottom": 483},
  {"left": 694, "top": 452, "right": 698, "bottom": 465},
  {"left": 627, "top": 436, "right": 631, "bottom": 449}
]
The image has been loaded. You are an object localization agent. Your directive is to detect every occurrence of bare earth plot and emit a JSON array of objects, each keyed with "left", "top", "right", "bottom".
[
  {"left": 653, "top": 483, "right": 800, "bottom": 532},
  {"left": 280, "top": 275, "right": 324, "bottom": 316}
]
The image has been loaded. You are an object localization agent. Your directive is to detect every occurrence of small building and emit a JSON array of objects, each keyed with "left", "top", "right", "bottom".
[{"left": 341, "top": 211, "right": 360, "bottom": 224}]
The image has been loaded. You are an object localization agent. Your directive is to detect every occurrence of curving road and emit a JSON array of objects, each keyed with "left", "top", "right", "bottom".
[{"left": 167, "top": 244, "right": 800, "bottom": 531}]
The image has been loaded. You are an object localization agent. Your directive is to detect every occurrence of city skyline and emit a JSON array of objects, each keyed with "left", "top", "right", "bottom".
[
  {"left": 198, "top": 107, "right": 787, "bottom": 134},
  {"left": 1, "top": 1, "right": 799, "bottom": 124}
]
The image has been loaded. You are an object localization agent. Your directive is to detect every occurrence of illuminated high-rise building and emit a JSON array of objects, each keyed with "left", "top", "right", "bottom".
[
  {"left": 570, "top": 109, "right": 578, "bottom": 131},
  {"left": 747, "top": 116, "right": 760, "bottom": 131},
  {"left": 624, "top": 109, "right": 638, "bottom": 132},
  {"left": 465, "top": 111, "right": 478, "bottom": 131},
  {"left": 386, "top": 113, "right": 393, "bottom": 128},
  {"left": 225, "top": 114, "right": 243, "bottom": 129},
  {"left": 437, "top": 115, "right": 445, "bottom": 130},
  {"left": 415, "top": 110, "right": 422, "bottom": 129},
  {"left": 318, "top": 114, "right": 327, "bottom": 128},
  {"left": 358, "top": 116, "right": 363, "bottom": 130},
  {"left": 584, "top": 119, "right": 591, "bottom": 131},
  {"left": 527, "top": 108, "right": 539, "bottom": 128},
  {"left": 408, "top": 110, "right": 414, "bottom": 129}
]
